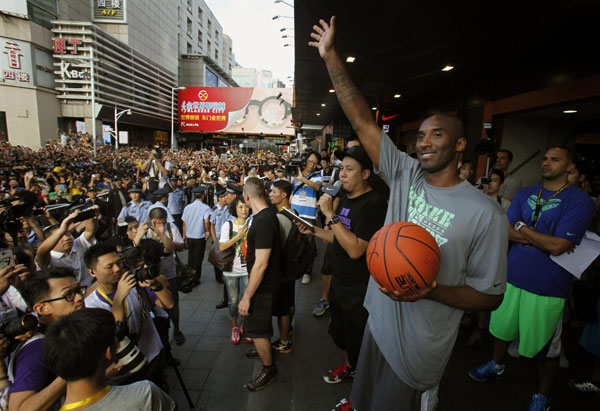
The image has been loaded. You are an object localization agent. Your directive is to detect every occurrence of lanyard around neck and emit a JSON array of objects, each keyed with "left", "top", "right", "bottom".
[
  {"left": 59, "top": 385, "right": 112, "bottom": 410},
  {"left": 530, "top": 183, "right": 569, "bottom": 228},
  {"left": 96, "top": 288, "right": 127, "bottom": 318}
]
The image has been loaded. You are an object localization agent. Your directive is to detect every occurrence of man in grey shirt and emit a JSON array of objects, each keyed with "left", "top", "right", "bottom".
[
  {"left": 43, "top": 308, "right": 175, "bottom": 411},
  {"left": 310, "top": 16, "right": 509, "bottom": 411}
]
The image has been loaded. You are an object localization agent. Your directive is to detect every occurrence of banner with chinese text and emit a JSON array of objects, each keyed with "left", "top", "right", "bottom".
[{"left": 178, "top": 87, "right": 293, "bottom": 136}]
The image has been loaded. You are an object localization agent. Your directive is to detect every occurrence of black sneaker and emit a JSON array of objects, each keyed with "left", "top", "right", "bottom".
[
  {"left": 215, "top": 298, "right": 228, "bottom": 309},
  {"left": 272, "top": 339, "right": 292, "bottom": 353},
  {"left": 246, "top": 365, "right": 278, "bottom": 391},
  {"left": 245, "top": 348, "right": 261, "bottom": 359}
]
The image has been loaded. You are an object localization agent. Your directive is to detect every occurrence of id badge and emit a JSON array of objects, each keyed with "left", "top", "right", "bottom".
[{"left": 299, "top": 190, "right": 307, "bottom": 202}]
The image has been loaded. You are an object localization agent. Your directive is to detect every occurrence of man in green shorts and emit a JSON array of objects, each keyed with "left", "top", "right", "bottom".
[{"left": 469, "top": 147, "right": 595, "bottom": 411}]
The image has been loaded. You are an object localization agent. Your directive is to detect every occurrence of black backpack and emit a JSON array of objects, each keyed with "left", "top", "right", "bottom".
[{"left": 277, "top": 211, "right": 313, "bottom": 282}]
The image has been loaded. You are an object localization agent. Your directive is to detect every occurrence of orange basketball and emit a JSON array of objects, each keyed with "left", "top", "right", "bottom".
[{"left": 366, "top": 222, "right": 440, "bottom": 295}]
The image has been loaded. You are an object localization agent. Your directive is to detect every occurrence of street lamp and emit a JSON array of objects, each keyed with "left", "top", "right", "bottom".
[
  {"left": 272, "top": 15, "right": 293, "bottom": 20},
  {"left": 283, "top": 44, "right": 291, "bottom": 47},
  {"left": 171, "top": 86, "right": 186, "bottom": 150},
  {"left": 281, "top": 35, "right": 294, "bottom": 38},
  {"left": 280, "top": 27, "right": 294, "bottom": 32},
  {"left": 114, "top": 105, "right": 132, "bottom": 154},
  {"left": 274, "top": 0, "right": 294, "bottom": 7}
]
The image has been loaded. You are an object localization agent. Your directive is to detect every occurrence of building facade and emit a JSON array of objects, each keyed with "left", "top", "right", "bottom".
[{"left": 0, "top": 0, "right": 237, "bottom": 149}]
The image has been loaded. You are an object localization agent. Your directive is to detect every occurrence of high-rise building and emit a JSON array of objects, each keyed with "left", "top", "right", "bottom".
[{"left": 0, "top": 0, "right": 238, "bottom": 149}]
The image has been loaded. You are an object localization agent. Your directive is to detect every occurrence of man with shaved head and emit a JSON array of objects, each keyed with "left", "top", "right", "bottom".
[{"left": 311, "top": 16, "right": 509, "bottom": 410}]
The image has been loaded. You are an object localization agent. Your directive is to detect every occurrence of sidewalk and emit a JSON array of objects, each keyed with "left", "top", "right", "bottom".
[{"left": 166, "top": 245, "right": 599, "bottom": 411}]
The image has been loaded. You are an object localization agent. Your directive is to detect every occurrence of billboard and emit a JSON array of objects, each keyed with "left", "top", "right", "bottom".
[{"left": 178, "top": 87, "right": 293, "bottom": 136}]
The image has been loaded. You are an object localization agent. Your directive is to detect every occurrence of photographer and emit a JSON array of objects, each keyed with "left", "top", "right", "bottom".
[
  {"left": 35, "top": 206, "right": 100, "bottom": 287},
  {"left": 43, "top": 308, "right": 175, "bottom": 410},
  {"left": 84, "top": 243, "right": 173, "bottom": 388},
  {"left": 135, "top": 208, "right": 185, "bottom": 346},
  {"left": 140, "top": 149, "right": 171, "bottom": 190},
  {"left": 7, "top": 267, "right": 86, "bottom": 411},
  {"left": 290, "top": 151, "right": 322, "bottom": 285}
]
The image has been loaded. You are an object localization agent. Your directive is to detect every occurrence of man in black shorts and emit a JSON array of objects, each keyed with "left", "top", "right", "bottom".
[
  {"left": 239, "top": 177, "right": 281, "bottom": 391},
  {"left": 297, "top": 145, "right": 387, "bottom": 385}
]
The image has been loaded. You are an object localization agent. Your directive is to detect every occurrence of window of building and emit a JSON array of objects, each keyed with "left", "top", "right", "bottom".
[
  {"left": 27, "top": 0, "right": 58, "bottom": 29},
  {"left": 198, "top": 7, "right": 203, "bottom": 24},
  {"left": 0, "top": 112, "right": 8, "bottom": 142},
  {"left": 207, "top": 20, "right": 212, "bottom": 36},
  {"left": 207, "top": 41, "right": 211, "bottom": 55},
  {"left": 215, "top": 49, "right": 218, "bottom": 60},
  {"left": 187, "top": 0, "right": 192, "bottom": 11},
  {"left": 215, "top": 30, "right": 219, "bottom": 40},
  {"left": 197, "top": 30, "right": 203, "bottom": 44},
  {"left": 187, "top": 18, "right": 192, "bottom": 35},
  {"left": 34, "top": 48, "right": 55, "bottom": 89},
  {"left": 187, "top": 42, "right": 193, "bottom": 54}
]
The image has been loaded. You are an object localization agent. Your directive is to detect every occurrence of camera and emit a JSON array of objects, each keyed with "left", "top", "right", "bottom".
[
  {"left": 285, "top": 155, "right": 306, "bottom": 176},
  {"left": 120, "top": 240, "right": 162, "bottom": 283},
  {"left": 113, "top": 320, "right": 147, "bottom": 375},
  {"left": 0, "top": 313, "right": 38, "bottom": 340},
  {"left": 479, "top": 177, "right": 491, "bottom": 185},
  {"left": 72, "top": 208, "right": 95, "bottom": 223}
]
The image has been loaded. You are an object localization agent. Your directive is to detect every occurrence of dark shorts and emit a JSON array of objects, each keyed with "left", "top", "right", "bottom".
[
  {"left": 328, "top": 293, "right": 369, "bottom": 368},
  {"left": 320, "top": 253, "right": 332, "bottom": 276},
  {"left": 245, "top": 292, "right": 277, "bottom": 338},
  {"left": 272, "top": 280, "right": 295, "bottom": 317}
]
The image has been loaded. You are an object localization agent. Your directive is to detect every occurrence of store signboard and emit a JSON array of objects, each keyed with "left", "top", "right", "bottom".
[
  {"left": 178, "top": 87, "right": 293, "bottom": 136},
  {"left": 92, "top": 0, "right": 127, "bottom": 23},
  {"left": 1, "top": 37, "right": 33, "bottom": 86}
]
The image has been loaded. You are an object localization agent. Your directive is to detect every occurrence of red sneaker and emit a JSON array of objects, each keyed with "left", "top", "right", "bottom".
[
  {"left": 231, "top": 326, "right": 241, "bottom": 345},
  {"left": 331, "top": 398, "right": 355, "bottom": 411},
  {"left": 323, "top": 363, "right": 355, "bottom": 384}
]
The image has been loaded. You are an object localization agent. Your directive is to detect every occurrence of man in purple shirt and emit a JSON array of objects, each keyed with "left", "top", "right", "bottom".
[{"left": 7, "top": 267, "right": 86, "bottom": 411}]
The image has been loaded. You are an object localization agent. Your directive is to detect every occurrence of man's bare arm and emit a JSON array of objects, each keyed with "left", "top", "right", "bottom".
[{"left": 309, "top": 16, "right": 381, "bottom": 168}]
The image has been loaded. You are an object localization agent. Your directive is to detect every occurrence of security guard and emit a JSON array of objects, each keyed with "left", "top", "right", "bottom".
[
  {"left": 210, "top": 189, "right": 230, "bottom": 284},
  {"left": 117, "top": 182, "right": 151, "bottom": 223},
  {"left": 183, "top": 175, "right": 197, "bottom": 205},
  {"left": 148, "top": 186, "right": 175, "bottom": 223},
  {"left": 182, "top": 185, "right": 212, "bottom": 284},
  {"left": 168, "top": 176, "right": 187, "bottom": 233},
  {"left": 205, "top": 174, "right": 223, "bottom": 208}
]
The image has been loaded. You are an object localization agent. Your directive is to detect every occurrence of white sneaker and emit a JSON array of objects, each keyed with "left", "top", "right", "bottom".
[{"left": 302, "top": 274, "right": 311, "bottom": 284}]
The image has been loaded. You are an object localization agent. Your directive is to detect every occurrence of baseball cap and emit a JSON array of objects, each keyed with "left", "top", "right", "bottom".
[{"left": 333, "top": 145, "right": 373, "bottom": 170}]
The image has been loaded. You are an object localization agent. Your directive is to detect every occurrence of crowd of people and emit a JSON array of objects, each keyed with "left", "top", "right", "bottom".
[{"left": 0, "top": 16, "right": 598, "bottom": 411}]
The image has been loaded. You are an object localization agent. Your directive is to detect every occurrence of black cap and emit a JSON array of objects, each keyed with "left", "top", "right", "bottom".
[
  {"left": 193, "top": 186, "right": 206, "bottom": 196},
  {"left": 128, "top": 182, "right": 143, "bottom": 193},
  {"left": 210, "top": 174, "right": 218, "bottom": 181},
  {"left": 153, "top": 187, "right": 170, "bottom": 197},
  {"left": 334, "top": 145, "right": 373, "bottom": 170},
  {"left": 226, "top": 181, "right": 243, "bottom": 195},
  {"left": 170, "top": 175, "right": 178, "bottom": 181}
]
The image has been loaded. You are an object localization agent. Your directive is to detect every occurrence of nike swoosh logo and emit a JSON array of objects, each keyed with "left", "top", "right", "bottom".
[
  {"left": 494, "top": 282, "right": 502, "bottom": 287},
  {"left": 381, "top": 114, "right": 399, "bottom": 121},
  {"left": 566, "top": 232, "right": 576, "bottom": 236}
]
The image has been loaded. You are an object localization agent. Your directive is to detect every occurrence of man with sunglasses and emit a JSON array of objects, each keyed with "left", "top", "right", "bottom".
[{"left": 6, "top": 267, "right": 85, "bottom": 411}]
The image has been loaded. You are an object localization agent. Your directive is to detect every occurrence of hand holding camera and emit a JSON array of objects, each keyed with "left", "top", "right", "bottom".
[{"left": 114, "top": 272, "right": 136, "bottom": 305}]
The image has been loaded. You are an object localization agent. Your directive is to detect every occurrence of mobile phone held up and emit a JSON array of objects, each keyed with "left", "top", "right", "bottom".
[
  {"left": 0, "top": 249, "right": 15, "bottom": 270},
  {"left": 73, "top": 208, "right": 95, "bottom": 222}
]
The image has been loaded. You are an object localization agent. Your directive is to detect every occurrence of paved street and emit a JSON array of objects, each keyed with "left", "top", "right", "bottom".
[{"left": 166, "top": 243, "right": 599, "bottom": 411}]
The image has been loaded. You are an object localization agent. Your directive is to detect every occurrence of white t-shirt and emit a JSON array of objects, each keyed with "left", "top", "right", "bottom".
[
  {"left": 143, "top": 222, "right": 183, "bottom": 280},
  {"left": 48, "top": 233, "right": 96, "bottom": 286},
  {"left": 219, "top": 219, "right": 248, "bottom": 277},
  {"left": 85, "top": 288, "right": 163, "bottom": 363}
]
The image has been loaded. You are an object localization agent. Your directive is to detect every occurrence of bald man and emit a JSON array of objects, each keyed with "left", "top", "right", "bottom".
[{"left": 311, "top": 17, "right": 509, "bottom": 411}]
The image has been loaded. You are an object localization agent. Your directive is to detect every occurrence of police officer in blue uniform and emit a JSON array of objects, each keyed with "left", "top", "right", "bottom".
[
  {"left": 210, "top": 189, "right": 230, "bottom": 284},
  {"left": 182, "top": 185, "right": 212, "bottom": 285},
  {"left": 117, "top": 182, "right": 151, "bottom": 223},
  {"left": 168, "top": 176, "right": 187, "bottom": 233}
]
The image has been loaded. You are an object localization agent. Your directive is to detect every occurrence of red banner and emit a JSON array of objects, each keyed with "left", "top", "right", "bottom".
[{"left": 178, "top": 87, "right": 293, "bottom": 136}]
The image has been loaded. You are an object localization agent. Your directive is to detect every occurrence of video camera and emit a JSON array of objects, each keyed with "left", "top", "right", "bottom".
[
  {"left": 285, "top": 154, "right": 307, "bottom": 176},
  {"left": 0, "top": 313, "right": 38, "bottom": 340}
]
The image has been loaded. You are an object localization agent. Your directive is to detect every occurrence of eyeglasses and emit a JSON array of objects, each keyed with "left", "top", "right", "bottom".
[{"left": 40, "top": 285, "right": 87, "bottom": 304}]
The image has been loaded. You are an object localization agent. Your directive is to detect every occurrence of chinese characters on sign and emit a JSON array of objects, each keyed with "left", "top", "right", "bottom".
[
  {"left": 93, "top": 0, "right": 126, "bottom": 22},
  {"left": 52, "top": 38, "right": 81, "bottom": 55},
  {"left": 1, "top": 38, "right": 33, "bottom": 86}
]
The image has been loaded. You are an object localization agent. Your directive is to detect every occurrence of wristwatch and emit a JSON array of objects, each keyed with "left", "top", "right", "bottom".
[
  {"left": 513, "top": 221, "right": 526, "bottom": 232},
  {"left": 327, "top": 215, "right": 340, "bottom": 227}
]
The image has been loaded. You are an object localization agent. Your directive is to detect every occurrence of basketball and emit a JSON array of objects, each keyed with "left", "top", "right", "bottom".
[{"left": 366, "top": 222, "right": 441, "bottom": 294}]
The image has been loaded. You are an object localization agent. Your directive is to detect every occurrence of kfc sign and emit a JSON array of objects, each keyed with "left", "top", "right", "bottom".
[{"left": 1, "top": 38, "right": 33, "bottom": 86}]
